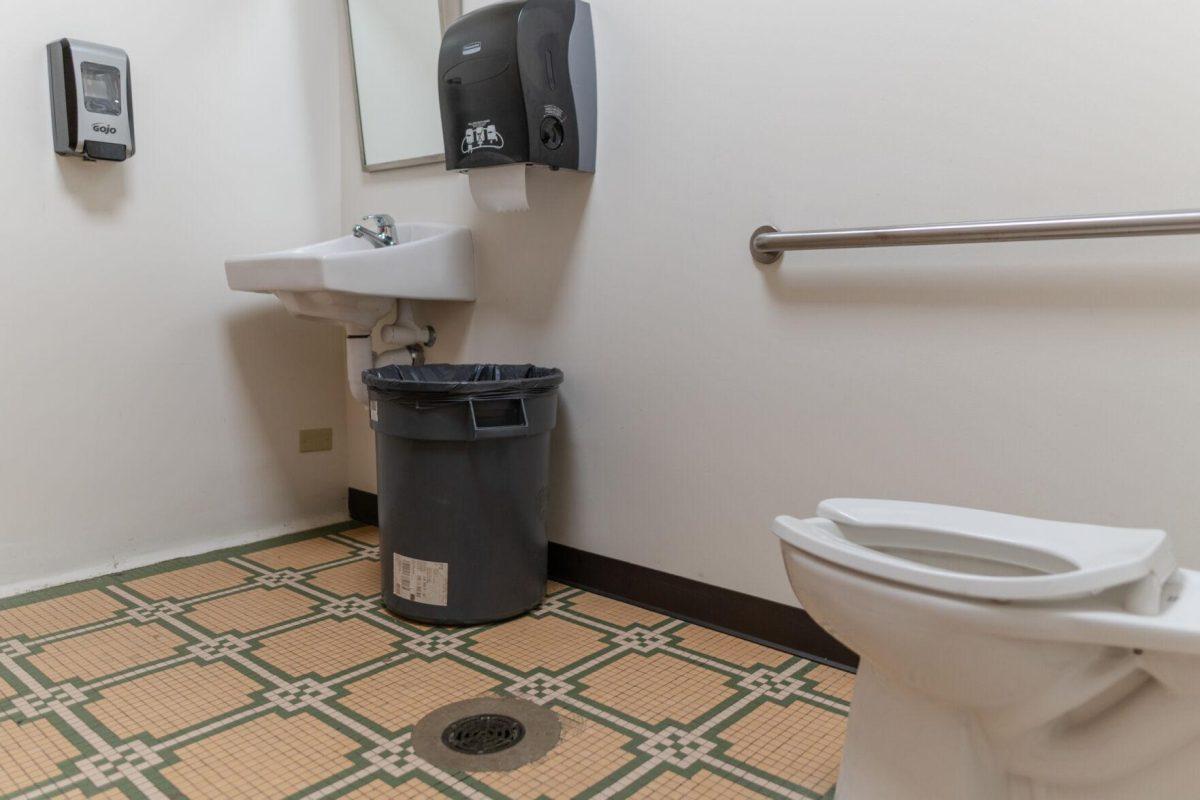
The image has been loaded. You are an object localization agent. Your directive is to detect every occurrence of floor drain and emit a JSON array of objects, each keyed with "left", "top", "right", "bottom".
[
  {"left": 442, "top": 714, "right": 526, "bottom": 755},
  {"left": 413, "top": 697, "right": 561, "bottom": 773}
]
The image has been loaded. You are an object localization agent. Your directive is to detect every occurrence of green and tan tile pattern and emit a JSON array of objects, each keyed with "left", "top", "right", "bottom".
[{"left": 0, "top": 522, "right": 853, "bottom": 799}]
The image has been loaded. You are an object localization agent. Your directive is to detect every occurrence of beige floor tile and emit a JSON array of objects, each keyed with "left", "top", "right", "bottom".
[
  {"left": 161, "top": 712, "right": 358, "bottom": 799},
  {"left": 720, "top": 700, "right": 847, "bottom": 795},
  {"left": 478, "top": 710, "right": 635, "bottom": 800},
  {"left": 55, "top": 790, "right": 129, "bottom": 800},
  {"left": 808, "top": 664, "right": 855, "bottom": 701},
  {"left": 0, "top": 675, "right": 15, "bottom": 701},
  {"left": 342, "top": 527, "right": 380, "bottom": 545},
  {"left": 568, "top": 593, "right": 668, "bottom": 627},
  {"left": 124, "top": 561, "right": 251, "bottom": 601},
  {"left": 86, "top": 662, "right": 262, "bottom": 739},
  {"left": 470, "top": 615, "right": 607, "bottom": 672},
  {"left": 244, "top": 538, "right": 355, "bottom": 570},
  {"left": 0, "top": 718, "right": 79, "bottom": 794},
  {"left": 308, "top": 560, "right": 380, "bottom": 598},
  {"left": 632, "top": 769, "right": 769, "bottom": 798},
  {"left": 674, "top": 624, "right": 791, "bottom": 669},
  {"left": 255, "top": 618, "right": 398, "bottom": 677},
  {"left": 546, "top": 580, "right": 569, "bottom": 594},
  {"left": 29, "top": 622, "right": 186, "bottom": 683},
  {"left": 339, "top": 659, "right": 499, "bottom": 730},
  {"left": 0, "top": 590, "right": 125, "bottom": 639},
  {"left": 342, "top": 778, "right": 453, "bottom": 798},
  {"left": 185, "top": 587, "right": 316, "bottom": 634},
  {"left": 580, "top": 652, "right": 736, "bottom": 725},
  {"left": 53, "top": 790, "right": 128, "bottom": 800}
]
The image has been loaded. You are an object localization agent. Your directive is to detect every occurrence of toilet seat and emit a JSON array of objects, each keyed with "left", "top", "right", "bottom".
[{"left": 773, "top": 499, "right": 1177, "bottom": 609}]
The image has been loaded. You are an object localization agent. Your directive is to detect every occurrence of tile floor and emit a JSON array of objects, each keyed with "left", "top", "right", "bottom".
[{"left": 0, "top": 522, "right": 853, "bottom": 799}]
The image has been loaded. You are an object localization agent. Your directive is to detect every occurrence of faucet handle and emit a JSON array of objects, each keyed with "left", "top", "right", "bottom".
[{"left": 361, "top": 213, "right": 395, "bottom": 230}]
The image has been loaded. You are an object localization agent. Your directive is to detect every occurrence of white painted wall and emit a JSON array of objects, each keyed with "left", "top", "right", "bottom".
[
  {"left": 341, "top": 0, "right": 1200, "bottom": 606},
  {"left": 0, "top": 1, "right": 348, "bottom": 595}
]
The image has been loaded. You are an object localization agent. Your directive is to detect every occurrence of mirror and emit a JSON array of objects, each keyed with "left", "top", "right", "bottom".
[{"left": 347, "top": 0, "right": 459, "bottom": 171}]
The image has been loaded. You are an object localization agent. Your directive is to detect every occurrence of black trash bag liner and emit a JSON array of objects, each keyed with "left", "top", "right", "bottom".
[{"left": 364, "top": 363, "right": 564, "bottom": 404}]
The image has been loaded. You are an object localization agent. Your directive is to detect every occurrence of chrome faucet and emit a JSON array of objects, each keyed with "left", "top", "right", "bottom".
[{"left": 353, "top": 213, "right": 397, "bottom": 248}]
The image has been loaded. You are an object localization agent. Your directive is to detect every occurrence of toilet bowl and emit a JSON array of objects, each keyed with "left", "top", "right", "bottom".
[{"left": 773, "top": 499, "right": 1200, "bottom": 800}]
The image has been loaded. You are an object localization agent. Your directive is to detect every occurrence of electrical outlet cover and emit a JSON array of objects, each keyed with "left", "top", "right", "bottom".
[{"left": 299, "top": 428, "right": 334, "bottom": 453}]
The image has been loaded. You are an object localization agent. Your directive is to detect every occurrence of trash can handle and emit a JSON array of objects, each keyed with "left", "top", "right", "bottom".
[{"left": 468, "top": 398, "right": 530, "bottom": 440}]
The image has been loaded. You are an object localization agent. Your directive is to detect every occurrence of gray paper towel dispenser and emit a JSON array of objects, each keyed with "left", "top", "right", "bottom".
[{"left": 438, "top": 0, "right": 595, "bottom": 174}]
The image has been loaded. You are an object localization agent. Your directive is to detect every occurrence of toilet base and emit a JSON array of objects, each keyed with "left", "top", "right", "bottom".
[
  {"left": 837, "top": 662, "right": 1200, "bottom": 800},
  {"left": 836, "top": 663, "right": 1010, "bottom": 800}
]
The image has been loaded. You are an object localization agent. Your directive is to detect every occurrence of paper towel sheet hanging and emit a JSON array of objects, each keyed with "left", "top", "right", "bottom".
[{"left": 469, "top": 164, "right": 530, "bottom": 213}]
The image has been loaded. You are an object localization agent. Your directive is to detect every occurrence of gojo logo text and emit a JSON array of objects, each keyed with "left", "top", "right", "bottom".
[{"left": 92, "top": 123, "right": 117, "bottom": 135}]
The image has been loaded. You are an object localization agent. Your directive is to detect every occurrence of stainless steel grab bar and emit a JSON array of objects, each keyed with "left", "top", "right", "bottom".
[{"left": 749, "top": 210, "right": 1200, "bottom": 264}]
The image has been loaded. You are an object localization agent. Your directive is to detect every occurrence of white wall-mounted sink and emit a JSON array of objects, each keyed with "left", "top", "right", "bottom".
[{"left": 225, "top": 223, "right": 475, "bottom": 333}]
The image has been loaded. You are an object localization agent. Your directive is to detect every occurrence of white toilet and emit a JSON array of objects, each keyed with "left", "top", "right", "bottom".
[{"left": 774, "top": 498, "right": 1200, "bottom": 800}]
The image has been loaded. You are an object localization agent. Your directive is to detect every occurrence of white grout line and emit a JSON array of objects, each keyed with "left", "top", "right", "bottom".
[
  {"left": 653, "top": 617, "right": 688, "bottom": 634},
  {"left": 550, "top": 608, "right": 628, "bottom": 636},
  {"left": 659, "top": 645, "right": 755, "bottom": 679},
  {"left": 263, "top": 575, "right": 343, "bottom": 605},
  {"left": 353, "top": 608, "right": 425, "bottom": 638},
  {"left": 27, "top": 617, "right": 127, "bottom": 647},
  {"left": 121, "top": 764, "right": 171, "bottom": 800},
  {"left": 300, "top": 554, "right": 370, "bottom": 576},
  {"left": 417, "top": 763, "right": 491, "bottom": 800},
  {"left": 324, "top": 652, "right": 410, "bottom": 687},
  {"left": 102, "top": 585, "right": 149, "bottom": 608},
  {"left": 153, "top": 610, "right": 216, "bottom": 644},
  {"left": 692, "top": 690, "right": 763, "bottom": 736},
  {"left": 701, "top": 753, "right": 814, "bottom": 800},
  {"left": 448, "top": 651, "right": 524, "bottom": 682},
  {"left": 793, "top": 692, "right": 850, "bottom": 713},
  {"left": 325, "top": 532, "right": 375, "bottom": 549},
  {"left": 227, "top": 556, "right": 273, "bottom": 575},
  {"left": 82, "top": 654, "right": 195, "bottom": 692},
  {"left": 559, "top": 695, "right": 656, "bottom": 738},
  {"left": 177, "top": 581, "right": 260, "bottom": 605},
  {"left": 225, "top": 652, "right": 290, "bottom": 689},
  {"left": 296, "top": 765, "right": 381, "bottom": 800},
  {"left": 242, "top": 611, "right": 333, "bottom": 642},
  {"left": 1, "top": 654, "right": 54, "bottom": 698},
  {"left": 309, "top": 702, "right": 391, "bottom": 748},
  {"left": 588, "top": 757, "right": 662, "bottom": 800},
  {"left": 556, "top": 643, "right": 631, "bottom": 680},
  {"left": 153, "top": 704, "right": 267, "bottom": 750},
  {"left": 5, "top": 773, "right": 88, "bottom": 800}
]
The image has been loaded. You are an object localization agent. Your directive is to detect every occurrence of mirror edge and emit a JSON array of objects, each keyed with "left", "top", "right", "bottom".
[{"left": 347, "top": 0, "right": 463, "bottom": 173}]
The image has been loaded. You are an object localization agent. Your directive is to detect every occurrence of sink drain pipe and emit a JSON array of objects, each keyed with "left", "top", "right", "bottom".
[{"left": 346, "top": 300, "right": 435, "bottom": 406}]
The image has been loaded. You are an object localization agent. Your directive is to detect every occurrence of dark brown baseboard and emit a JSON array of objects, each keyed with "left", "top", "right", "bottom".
[
  {"left": 348, "top": 487, "right": 380, "bottom": 526},
  {"left": 348, "top": 488, "right": 857, "bottom": 671}
]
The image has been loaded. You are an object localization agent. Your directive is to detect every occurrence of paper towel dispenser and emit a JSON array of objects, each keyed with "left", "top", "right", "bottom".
[
  {"left": 47, "top": 39, "right": 134, "bottom": 162},
  {"left": 438, "top": 0, "right": 595, "bottom": 174}
]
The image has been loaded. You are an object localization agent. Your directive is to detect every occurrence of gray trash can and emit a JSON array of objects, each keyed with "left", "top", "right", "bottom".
[{"left": 363, "top": 364, "right": 564, "bottom": 625}]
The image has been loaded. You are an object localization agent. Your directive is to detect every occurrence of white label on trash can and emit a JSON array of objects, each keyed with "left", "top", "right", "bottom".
[
  {"left": 370, "top": 401, "right": 379, "bottom": 422},
  {"left": 394, "top": 553, "right": 449, "bottom": 606}
]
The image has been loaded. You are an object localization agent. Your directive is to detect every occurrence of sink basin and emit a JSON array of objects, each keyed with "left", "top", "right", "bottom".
[{"left": 225, "top": 223, "right": 474, "bottom": 332}]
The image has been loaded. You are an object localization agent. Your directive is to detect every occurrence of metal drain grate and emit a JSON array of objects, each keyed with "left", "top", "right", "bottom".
[{"left": 441, "top": 714, "right": 527, "bottom": 755}]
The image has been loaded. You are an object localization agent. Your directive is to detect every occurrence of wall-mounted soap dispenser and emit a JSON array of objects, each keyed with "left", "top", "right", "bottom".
[
  {"left": 47, "top": 39, "right": 135, "bottom": 162},
  {"left": 438, "top": 0, "right": 595, "bottom": 176}
]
